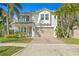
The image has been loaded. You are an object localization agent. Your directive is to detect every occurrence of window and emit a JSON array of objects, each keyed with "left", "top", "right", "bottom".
[
  {"left": 45, "top": 14, "right": 49, "bottom": 20},
  {"left": 40, "top": 14, "right": 44, "bottom": 20},
  {"left": 18, "top": 16, "right": 22, "bottom": 22},
  {"left": 19, "top": 16, "right": 25, "bottom": 22},
  {"left": 26, "top": 16, "right": 29, "bottom": 21},
  {"left": 22, "top": 16, "right": 25, "bottom": 22}
]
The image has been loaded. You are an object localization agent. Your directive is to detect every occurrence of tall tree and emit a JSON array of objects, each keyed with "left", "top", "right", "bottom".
[
  {"left": 0, "top": 8, "right": 7, "bottom": 35},
  {"left": 0, "top": 3, "right": 23, "bottom": 34},
  {"left": 55, "top": 3, "right": 79, "bottom": 38},
  {"left": 6, "top": 3, "right": 23, "bottom": 34}
]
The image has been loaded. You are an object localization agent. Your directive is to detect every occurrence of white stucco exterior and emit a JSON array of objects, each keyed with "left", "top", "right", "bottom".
[
  {"left": 13, "top": 8, "right": 57, "bottom": 37},
  {"left": 38, "top": 10, "right": 51, "bottom": 25}
]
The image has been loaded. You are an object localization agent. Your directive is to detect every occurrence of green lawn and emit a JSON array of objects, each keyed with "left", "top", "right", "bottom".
[
  {"left": 62, "top": 38, "right": 79, "bottom": 44},
  {"left": 0, "top": 46, "right": 23, "bottom": 56},
  {"left": 0, "top": 37, "right": 32, "bottom": 43}
]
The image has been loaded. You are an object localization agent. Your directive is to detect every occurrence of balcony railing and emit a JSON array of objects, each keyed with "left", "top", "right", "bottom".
[{"left": 14, "top": 21, "right": 33, "bottom": 24}]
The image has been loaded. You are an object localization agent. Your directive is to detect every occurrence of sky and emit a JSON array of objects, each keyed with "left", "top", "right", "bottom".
[
  {"left": 0, "top": 3, "right": 62, "bottom": 18},
  {"left": 0, "top": 3, "right": 62, "bottom": 13},
  {"left": 20, "top": 3, "right": 62, "bottom": 13}
]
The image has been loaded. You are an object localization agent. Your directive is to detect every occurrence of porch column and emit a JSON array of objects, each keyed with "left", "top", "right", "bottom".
[{"left": 32, "top": 27, "right": 35, "bottom": 37}]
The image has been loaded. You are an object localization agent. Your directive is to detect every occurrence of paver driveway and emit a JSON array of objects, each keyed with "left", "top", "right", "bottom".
[
  {"left": 15, "top": 44, "right": 79, "bottom": 56},
  {"left": 14, "top": 35, "right": 79, "bottom": 56},
  {"left": 14, "top": 36, "right": 79, "bottom": 56},
  {"left": 31, "top": 36, "right": 64, "bottom": 44}
]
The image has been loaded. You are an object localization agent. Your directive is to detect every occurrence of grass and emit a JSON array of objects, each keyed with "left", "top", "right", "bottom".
[
  {"left": 61, "top": 38, "right": 79, "bottom": 44},
  {"left": 0, "top": 37, "right": 32, "bottom": 43},
  {"left": 0, "top": 46, "right": 23, "bottom": 56}
]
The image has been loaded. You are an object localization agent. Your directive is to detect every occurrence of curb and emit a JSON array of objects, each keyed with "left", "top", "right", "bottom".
[{"left": 11, "top": 47, "right": 25, "bottom": 56}]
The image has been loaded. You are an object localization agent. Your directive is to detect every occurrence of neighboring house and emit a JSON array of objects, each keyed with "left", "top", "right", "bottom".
[
  {"left": 73, "top": 27, "right": 79, "bottom": 39},
  {"left": 12, "top": 8, "right": 57, "bottom": 37}
]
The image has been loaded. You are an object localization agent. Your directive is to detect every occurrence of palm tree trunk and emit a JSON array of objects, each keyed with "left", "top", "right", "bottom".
[
  {"left": 6, "top": 17, "right": 9, "bottom": 34},
  {"left": 6, "top": 4, "right": 10, "bottom": 35}
]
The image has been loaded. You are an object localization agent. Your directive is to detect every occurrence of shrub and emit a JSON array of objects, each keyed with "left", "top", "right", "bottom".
[
  {"left": 0, "top": 34, "right": 3, "bottom": 37},
  {"left": 4, "top": 34, "right": 16, "bottom": 38},
  {"left": 15, "top": 32, "right": 27, "bottom": 38},
  {"left": 55, "top": 26, "right": 67, "bottom": 38}
]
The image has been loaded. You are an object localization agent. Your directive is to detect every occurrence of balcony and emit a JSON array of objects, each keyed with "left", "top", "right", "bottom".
[{"left": 13, "top": 20, "right": 34, "bottom": 28}]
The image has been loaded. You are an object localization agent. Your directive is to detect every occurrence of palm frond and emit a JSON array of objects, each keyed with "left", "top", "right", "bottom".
[
  {"left": 14, "top": 3, "right": 23, "bottom": 10},
  {"left": 0, "top": 3, "right": 7, "bottom": 7},
  {"left": 14, "top": 6, "right": 20, "bottom": 18}
]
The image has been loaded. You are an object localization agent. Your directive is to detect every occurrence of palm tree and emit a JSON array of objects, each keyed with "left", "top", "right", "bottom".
[
  {"left": 0, "top": 8, "right": 7, "bottom": 36},
  {"left": 0, "top": 3, "right": 23, "bottom": 35},
  {"left": 6, "top": 3, "right": 23, "bottom": 34},
  {"left": 0, "top": 8, "right": 4, "bottom": 35},
  {"left": 55, "top": 3, "right": 79, "bottom": 38},
  {"left": 54, "top": 5, "right": 68, "bottom": 38},
  {"left": 63, "top": 4, "right": 79, "bottom": 37}
]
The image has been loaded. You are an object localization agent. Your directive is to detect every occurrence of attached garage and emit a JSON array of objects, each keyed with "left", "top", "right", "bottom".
[{"left": 35, "top": 27, "right": 54, "bottom": 37}]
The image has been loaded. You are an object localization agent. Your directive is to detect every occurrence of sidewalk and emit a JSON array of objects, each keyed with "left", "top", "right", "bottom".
[{"left": 0, "top": 43, "right": 28, "bottom": 47}]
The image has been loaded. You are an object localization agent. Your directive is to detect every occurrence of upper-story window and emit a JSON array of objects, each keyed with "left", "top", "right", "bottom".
[
  {"left": 45, "top": 14, "right": 49, "bottom": 20},
  {"left": 18, "top": 16, "right": 25, "bottom": 22},
  {"left": 40, "top": 14, "right": 44, "bottom": 20},
  {"left": 26, "top": 16, "right": 29, "bottom": 21},
  {"left": 18, "top": 16, "right": 20, "bottom": 22},
  {"left": 22, "top": 16, "right": 25, "bottom": 22}
]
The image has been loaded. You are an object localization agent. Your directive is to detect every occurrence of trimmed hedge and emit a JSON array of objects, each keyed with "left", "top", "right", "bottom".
[{"left": 4, "top": 34, "right": 16, "bottom": 38}]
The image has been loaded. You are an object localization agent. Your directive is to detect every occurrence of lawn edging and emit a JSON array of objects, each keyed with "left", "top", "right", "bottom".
[{"left": 11, "top": 47, "right": 25, "bottom": 56}]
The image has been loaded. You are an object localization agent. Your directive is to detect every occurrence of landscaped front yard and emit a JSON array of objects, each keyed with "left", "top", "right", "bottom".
[
  {"left": 0, "top": 37, "right": 32, "bottom": 43},
  {"left": 0, "top": 46, "right": 23, "bottom": 56},
  {"left": 61, "top": 38, "right": 79, "bottom": 44}
]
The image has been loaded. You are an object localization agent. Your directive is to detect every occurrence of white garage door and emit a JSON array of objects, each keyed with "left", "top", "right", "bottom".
[{"left": 39, "top": 27, "right": 54, "bottom": 37}]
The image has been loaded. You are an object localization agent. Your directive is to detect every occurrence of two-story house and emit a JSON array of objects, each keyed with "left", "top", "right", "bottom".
[{"left": 12, "top": 8, "right": 57, "bottom": 37}]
